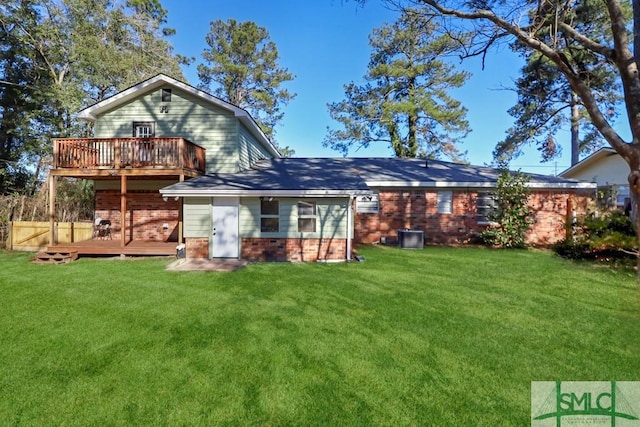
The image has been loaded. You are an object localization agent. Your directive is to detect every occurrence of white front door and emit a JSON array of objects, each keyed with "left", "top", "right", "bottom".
[{"left": 211, "top": 197, "right": 239, "bottom": 258}]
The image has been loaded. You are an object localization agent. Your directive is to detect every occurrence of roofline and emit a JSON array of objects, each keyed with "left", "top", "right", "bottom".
[
  {"left": 558, "top": 147, "right": 617, "bottom": 177},
  {"left": 77, "top": 74, "right": 281, "bottom": 158},
  {"left": 365, "top": 180, "right": 597, "bottom": 190},
  {"left": 159, "top": 188, "right": 371, "bottom": 198}
]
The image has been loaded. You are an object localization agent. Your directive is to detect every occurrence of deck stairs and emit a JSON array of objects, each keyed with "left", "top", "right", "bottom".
[{"left": 33, "top": 251, "right": 79, "bottom": 264}]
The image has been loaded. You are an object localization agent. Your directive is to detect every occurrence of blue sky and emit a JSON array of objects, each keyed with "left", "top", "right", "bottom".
[{"left": 162, "top": 0, "right": 583, "bottom": 175}]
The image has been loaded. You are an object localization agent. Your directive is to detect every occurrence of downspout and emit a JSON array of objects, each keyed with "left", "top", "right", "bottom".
[{"left": 346, "top": 195, "right": 354, "bottom": 261}]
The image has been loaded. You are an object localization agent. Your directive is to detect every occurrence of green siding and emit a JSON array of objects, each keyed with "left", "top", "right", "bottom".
[
  {"left": 240, "top": 198, "right": 349, "bottom": 239},
  {"left": 183, "top": 197, "right": 211, "bottom": 238},
  {"left": 238, "top": 124, "right": 271, "bottom": 170},
  {"left": 93, "top": 87, "right": 241, "bottom": 173}
]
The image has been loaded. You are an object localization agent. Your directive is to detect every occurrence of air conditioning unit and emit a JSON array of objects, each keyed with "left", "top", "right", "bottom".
[{"left": 398, "top": 229, "right": 424, "bottom": 249}]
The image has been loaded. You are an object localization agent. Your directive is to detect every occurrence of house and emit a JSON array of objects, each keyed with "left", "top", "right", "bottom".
[
  {"left": 559, "top": 147, "right": 630, "bottom": 209},
  {"left": 48, "top": 74, "right": 596, "bottom": 261}
]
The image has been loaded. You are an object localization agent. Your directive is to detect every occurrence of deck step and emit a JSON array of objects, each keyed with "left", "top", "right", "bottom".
[{"left": 33, "top": 251, "right": 79, "bottom": 264}]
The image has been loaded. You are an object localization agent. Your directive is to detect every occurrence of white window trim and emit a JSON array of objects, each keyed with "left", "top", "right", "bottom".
[
  {"left": 260, "top": 199, "right": 280, "bottom": 233},
  {"left": 357, "top": 193, "right": 379, "bottom": 213},
  {"left": 297, "top": 201, "right": 317, "bottom": 233},
  {"left": 437, "top": 190, "right": 453, "bottom": 214}
]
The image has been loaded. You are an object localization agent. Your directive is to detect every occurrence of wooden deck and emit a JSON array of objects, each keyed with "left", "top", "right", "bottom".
[
  {"left": 48, "top": 240, "right": 179, "bottom": 256},
  {"left": 51, "top": 137, "right": 206, "bottom": 177}
]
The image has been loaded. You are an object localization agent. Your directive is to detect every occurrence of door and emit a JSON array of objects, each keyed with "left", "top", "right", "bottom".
[{"left": 211, "top": 197, "right": 240, "bottom": 258}]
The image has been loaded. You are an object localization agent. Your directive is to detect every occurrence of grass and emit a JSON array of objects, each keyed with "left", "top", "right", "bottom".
[{"left": 0, "top": 246, "right": 638, "bottom": 426}]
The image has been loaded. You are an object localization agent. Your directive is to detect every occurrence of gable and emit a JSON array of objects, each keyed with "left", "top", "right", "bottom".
[
  {"left": 560, "top": 149, "right": 628, "bottom": 186},
  {"left": 94, "top": 87, "right": 241, "bottom": 173},
  {"left": 82, "top": 74, "right": 280, "bottom": 173}
]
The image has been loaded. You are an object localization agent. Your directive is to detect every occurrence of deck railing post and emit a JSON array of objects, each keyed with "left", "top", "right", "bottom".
[{"left": 114, "top": 139, "right": 121, "bottom": 168}]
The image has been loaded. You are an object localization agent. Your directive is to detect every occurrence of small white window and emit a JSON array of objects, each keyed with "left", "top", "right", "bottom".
[
  {"left": 133, "top": 121, "right": 155, "bottom": 138},
  {"left": 437, "top": 191, "right": 452, "bottom": 214},
  {"left": 357, "top": 193, "right": 379, "bottom": 213},
  {"left": 298, "top": 201, "right": 316, "bottom": 232},
  {"left": 161, "top": 88, "right": 172, "bottom": 102}
]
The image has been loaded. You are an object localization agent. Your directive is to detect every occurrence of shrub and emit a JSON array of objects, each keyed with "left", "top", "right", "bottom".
[
  {"left": 553, "top": 210, "right": 638, "bottom": 260},
  {"left": 481, "top": 169, "right": 534, "bottom": 248}
]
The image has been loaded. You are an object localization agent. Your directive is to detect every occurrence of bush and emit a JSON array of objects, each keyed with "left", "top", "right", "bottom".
[
  {"left": 553, "top": 210, "right": 638, "bottom": 260},
  {"left": 480, "top": 169, "right": 534, "bottom": 248}
]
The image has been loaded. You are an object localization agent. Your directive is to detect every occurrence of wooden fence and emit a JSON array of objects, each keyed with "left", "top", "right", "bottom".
[{"left": 8, "top": 221, "right": 93, "bottom": 252}]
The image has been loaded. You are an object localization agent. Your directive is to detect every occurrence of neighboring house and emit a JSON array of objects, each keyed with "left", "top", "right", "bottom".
[
  {"left": 559, "top": 148, "right": 630, "bottom": 209},
  {"left": 49, "top": 74, "right": 596, "bottom": 262}
]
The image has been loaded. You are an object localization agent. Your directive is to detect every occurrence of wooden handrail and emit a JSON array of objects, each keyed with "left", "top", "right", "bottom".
[{"left": 53, "top": 137, "right": 206, "bottom": 173}]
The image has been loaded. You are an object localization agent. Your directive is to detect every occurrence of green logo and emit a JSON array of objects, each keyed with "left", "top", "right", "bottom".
[{"left": 532, "top": 381, "right": 640, "bottom": 427}]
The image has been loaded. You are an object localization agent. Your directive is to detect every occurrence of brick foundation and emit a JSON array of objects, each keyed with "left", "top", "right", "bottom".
[
  {"left": 185, "top": 238, "right": 209, "bottom": 259},
  {"left": 95, "top": 190, "right": 179, "bottom": 242},
  {"left": 241, "top": 237, "right": 349, "bottom": 262},
  {"left": 356, "top": 189, "right": 592, "bottom": 246}
]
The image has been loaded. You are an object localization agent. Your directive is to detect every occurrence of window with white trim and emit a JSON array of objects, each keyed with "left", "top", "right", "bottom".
[
  {"left": 133, "top": 121, "right": 155, "bottom": 138},
  {"left": 298, "top": 201, "right": 316, "bottom": 232},
  {"left": 437, "top": 190, "right": 452, "bottom": 214},
  {"left": 357, "top": 193, "right": 379, "bottom": 213},
  {"left": 477, "top": 192, "right": 498, "bottom": 222},
  {"left": 260, "top": 199, "right": 279, "bottom": 232}
]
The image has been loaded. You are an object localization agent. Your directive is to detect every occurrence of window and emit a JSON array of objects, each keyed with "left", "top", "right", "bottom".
[
  {"left": 298, "top": 201, "right": 316, "bottom": 232},
  {"left": 161, "top": 88, "right": 172, "bottom": 102},
  {"left": 437, "top": 191, "right": 452, "bottom": 214},
  {"left": 357, "top": 193, "right": 379, "bottom": 213},
  {"left": 260, "top": 199, "right": 279, "bottom": 232},
  {"left": 477, "top": 192, "right": 498, "bottom": 222},
  {"left": 133, "top": 121, "right": 155, "bottom": 138}
]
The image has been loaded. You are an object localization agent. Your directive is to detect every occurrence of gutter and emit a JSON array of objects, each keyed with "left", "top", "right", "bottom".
[
  {"left": 365, "top": 181, "right": 597, "bottom": 190},
  {"left": 346, "top": 195, "right": 354, "bottom": 262}
]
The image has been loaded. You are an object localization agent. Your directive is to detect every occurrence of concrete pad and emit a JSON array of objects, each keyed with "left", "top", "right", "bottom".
[{"left": 166, "top": 258, "right": 248, "bottom": 272}]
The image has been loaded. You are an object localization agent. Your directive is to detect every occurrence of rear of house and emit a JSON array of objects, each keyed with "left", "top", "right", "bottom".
[
  {"left": 51, "top": 74, "right": 596, "bottom": 261},
  {"left": 162, "top": 158, "right": 595, "bottom": 261}
]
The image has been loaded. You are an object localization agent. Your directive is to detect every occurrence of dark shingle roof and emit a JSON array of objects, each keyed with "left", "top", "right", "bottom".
[{"left": 160, "top": 157, "right": 595, "bottom": 196}]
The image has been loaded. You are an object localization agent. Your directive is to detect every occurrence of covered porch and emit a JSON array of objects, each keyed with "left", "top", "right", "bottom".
[{"left": 47, "top": 137, "right": 207, "bottom": 256}]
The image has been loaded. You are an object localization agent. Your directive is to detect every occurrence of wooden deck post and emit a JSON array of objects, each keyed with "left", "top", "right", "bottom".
[
  {"left": 49, "top": 175, "right": 57, "bottom": 245},
  {"left": 121, "top": 175, "right": 127, "bottom": 248},
  {"left": 178, "top": 173, "right": 184, "bottom": 244}
]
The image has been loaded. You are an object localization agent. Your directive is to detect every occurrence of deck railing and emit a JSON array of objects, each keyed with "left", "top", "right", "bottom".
[{"left": 53, "top": 137, "right": 206, "bottom": 173}]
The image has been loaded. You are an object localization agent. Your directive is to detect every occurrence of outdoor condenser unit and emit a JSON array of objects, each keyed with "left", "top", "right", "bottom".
[{"left": 397, "top": 229, "right": 424, "bottom": 249}]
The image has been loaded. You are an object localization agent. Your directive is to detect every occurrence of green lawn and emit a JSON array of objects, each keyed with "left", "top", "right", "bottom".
[{"left": 0, "top": 246, "right": 638, "bottom": 426}]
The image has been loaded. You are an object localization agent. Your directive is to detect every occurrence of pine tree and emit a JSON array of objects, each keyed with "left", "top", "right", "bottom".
[
  {"left": 324, "top": 10, "right": 470, "bottom": 159},
  {"left": 197, "top": 19, "right": 296, "bottom": 143}
]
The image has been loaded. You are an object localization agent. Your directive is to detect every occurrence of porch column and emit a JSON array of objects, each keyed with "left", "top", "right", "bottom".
[
  {"left": 178, "top": 173, "right": 184, "bottom": 243},
  {"left": 121, "top": 175, "right": 127, "bottom": 248},
  {"left": 49, "top": 175, "right": 57, "bottom": 246}
]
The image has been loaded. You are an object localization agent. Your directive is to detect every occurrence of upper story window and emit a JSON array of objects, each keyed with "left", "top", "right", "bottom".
[
  {"left": 437, "top": 190, "right": 452, "bottom": 214},
  {"left": 260, "top": 199, "right": 279, "bottom": 233},
  {"left": 477, "top": 192, "right": 498, "bottom": 223},
  {"left": 357, "top": 193, "right": 379, "bottom": 213},
  {"left": 298, "top": 201, "right": 316, "bottom": 232},
  {"left": 133, "top": 121, "right": 155, "bottom": 138},
  {"left": 161, "top": 88, "right": 172, "bottom": 102}
]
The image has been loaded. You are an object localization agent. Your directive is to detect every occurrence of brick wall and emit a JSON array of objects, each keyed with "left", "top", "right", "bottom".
[
  {"left": 241, "top": 237, "right": 348, "bottom": 262},
  {"left": 185, "top": 237, "right": 209, "bottom": 258},
  {"left": 95, "top": 190, "right": 179, "bottom": 242},
  {"left": 355, "top": 189, "right": 593, "bottom": 246}
]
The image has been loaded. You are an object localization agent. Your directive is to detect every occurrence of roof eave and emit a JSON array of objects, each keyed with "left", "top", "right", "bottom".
[
  {"left": 159, "top": 188, "right": 370, "bottom": 198},
  {"left": 365, "top": 180, "right": 596, "bottom": 190}
]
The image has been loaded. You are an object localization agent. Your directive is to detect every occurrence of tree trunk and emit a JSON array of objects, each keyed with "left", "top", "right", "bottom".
[{"left": 570, "top": 92, "right": 580, "bottom": 166}]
